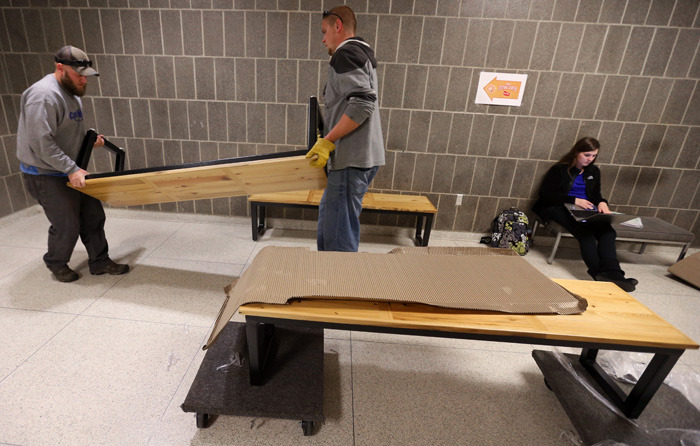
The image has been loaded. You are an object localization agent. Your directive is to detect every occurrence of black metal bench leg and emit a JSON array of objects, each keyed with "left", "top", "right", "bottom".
[
  {"left": 422, "top": 214, "right": 433, "bottom": 246},
  {"left": 251, "top": 203, "right": 259, "bottom": 241},
  {"left": 258, "top": 206, "right": 266, "bottom": 238},
  {"left": 414, "top": 216, "right": 424, "bottom": 246},
  {"left": 250, "top": 203, "right": 267, "bottom": 241}
]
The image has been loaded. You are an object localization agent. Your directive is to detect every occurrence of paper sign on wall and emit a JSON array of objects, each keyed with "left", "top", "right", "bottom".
[{"left": 475, "top": 72, "right": 528, "bottom": 106}]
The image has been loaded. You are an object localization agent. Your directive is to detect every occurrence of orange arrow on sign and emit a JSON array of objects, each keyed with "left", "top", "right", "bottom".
[{"left": 483, "top": 76, "right": 522, "bottom": 101}]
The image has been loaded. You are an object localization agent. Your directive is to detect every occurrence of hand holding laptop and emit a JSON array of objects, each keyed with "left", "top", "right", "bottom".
[
  {"left": 565, "top": 203, "right": 630, "bottom": 224},
  {"left": 573, "top": 198, "right": 611, "bottom": 214}
]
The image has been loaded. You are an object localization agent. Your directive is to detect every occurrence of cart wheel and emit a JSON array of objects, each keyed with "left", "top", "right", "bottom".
[
  {"left": 301, "top": 420, "right": 314, "bottom": 436},
  {"left": 196, "top": 413, "right": 211, "bottom": 428},
  {"left": 544, "top": 378, "right": 552, "bottom": 391}
]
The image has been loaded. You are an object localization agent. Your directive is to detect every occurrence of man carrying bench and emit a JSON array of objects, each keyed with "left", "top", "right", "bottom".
[{"left": 304, "top": 6, "right": 385, "bottom": 252}]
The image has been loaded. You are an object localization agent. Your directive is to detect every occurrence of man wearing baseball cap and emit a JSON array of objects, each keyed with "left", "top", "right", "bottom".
[{"left": 16, "top": 45, "right": 129, "bottom": 282}]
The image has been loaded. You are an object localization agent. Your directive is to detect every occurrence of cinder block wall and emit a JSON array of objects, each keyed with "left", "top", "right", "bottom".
[{"left": 1, "top": 0, "right": 699, "bottom": 241}]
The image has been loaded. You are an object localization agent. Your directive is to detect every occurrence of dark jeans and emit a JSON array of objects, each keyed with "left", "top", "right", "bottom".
[
  {"left": 23, "top": 173, "right": 110, "bottom": 272},
  {"left": 317, "top": 166, "right": 379, "bottom": 252},
  {"left": 540, "top": 205, "right": 623, "bottom": 278}
]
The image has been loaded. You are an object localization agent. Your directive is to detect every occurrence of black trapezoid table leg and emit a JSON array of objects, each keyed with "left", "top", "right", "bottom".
[
  {"left": 250, "top": 203, "right": 267, "bottom": 241},
  {"left": 246, "top": 319, "right": 276, "bottom": 386},
  {"left": 422, "top": 214, "right": 434, "bottom": 246},
  {"left": 623, "top": 350, "right": 683, "bottom": 418},
  {"left": 579, "top": 347, "right": 683, "bottom": 418}
]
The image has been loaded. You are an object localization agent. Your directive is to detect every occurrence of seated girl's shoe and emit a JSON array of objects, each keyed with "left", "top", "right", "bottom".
[{"left": 594, "top": 271, "right": 636, "bottom": 292}]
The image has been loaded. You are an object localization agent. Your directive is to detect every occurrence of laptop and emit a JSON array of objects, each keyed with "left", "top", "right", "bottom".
[{"left": 564, "top": 203, "right": 633, "bottom": 224}]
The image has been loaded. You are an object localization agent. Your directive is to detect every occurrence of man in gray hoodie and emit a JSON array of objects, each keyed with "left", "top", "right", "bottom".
[
  {"left": 306, "top": 6, "right": 385, "bottom": 252},
  {"left": 17, "top": 46, "right": 129, "bottom": 282}
]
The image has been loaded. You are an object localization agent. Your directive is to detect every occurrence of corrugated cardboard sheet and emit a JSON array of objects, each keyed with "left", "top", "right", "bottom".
[
  {"left": 668, "top": 252, "right": 700, "bottom": 289},
  {"left": 205, "top": 246, "right": 587, "bottom": 349}
]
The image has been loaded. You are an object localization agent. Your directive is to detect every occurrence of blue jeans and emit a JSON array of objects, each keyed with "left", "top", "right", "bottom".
[{"left": 317, "top": 166, "right": 379, "bottom": 252}]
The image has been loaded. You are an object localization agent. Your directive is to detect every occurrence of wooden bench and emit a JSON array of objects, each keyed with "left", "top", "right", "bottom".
[
  {"left": 248, "top": 189, "right": 437, "bottom": 246},
  {"left": 532, "top": 215, "right": 695, "bottom": 264}
]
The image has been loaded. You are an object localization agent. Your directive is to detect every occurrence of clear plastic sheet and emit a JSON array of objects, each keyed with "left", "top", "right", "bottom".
[
  {"left": 552, "top": 349, "right": 700, "bottom": 444},
  {"left": 598, "top": 351, "right": 700, "bottom": 413},
  {"left": 216, "top": 352, "right": 243, "bottom": 371}
]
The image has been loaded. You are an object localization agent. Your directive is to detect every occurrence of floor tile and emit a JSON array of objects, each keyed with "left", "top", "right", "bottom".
[
  {"left": 0, "top": 211, "right": 51, "bottom": 250},
  {"left": 149, "top": 222, "right": 257, "bottom": 264},
  {"left": 350, "top": 340, "right": 576, "bottom": 445},
  {"left": 82, "top": 257, "right": 242, "bottom": 327},
  {"left": 0, "top": 316, "right": 208, "bottom": 446},
  {"left": 0, "top": 307, "right": 75, "bottom": 381},
  {"left": 0, "top": 255, "right": 126, "bottom": 314},
  {"left": 72, "top": 216, "right": 185, "bottom": 266},
  {"left": 0, "top": 245, "right": 44, "bottom": 281}
]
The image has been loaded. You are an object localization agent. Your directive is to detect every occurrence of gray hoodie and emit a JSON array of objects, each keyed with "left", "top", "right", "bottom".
[
  {"left": 17, "top": 74, "right": 84, "bottom": 175},
  {"left": 325, "top": 37, "right": 385, "bottom": 171}
]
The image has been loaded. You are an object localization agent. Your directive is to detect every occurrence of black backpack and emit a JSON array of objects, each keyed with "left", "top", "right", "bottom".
[{"left": 487, "top": 208, "right": 532, "bottom": 255}]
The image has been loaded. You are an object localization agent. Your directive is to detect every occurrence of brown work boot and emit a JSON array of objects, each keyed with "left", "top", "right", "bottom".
[
  {"left": 52, "top": 265, "right": 79, "bottom": 283},
  {"left": 91, "top": 259, "right": 130, "bottom": 276}
]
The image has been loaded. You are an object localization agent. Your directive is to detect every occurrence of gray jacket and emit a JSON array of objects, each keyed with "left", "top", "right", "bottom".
[
  {"left": 325, "top": 37, "right": 385, "bottom": 171},
  {"left": 17, "top": 74, "right": 84, "bottom": 175}
]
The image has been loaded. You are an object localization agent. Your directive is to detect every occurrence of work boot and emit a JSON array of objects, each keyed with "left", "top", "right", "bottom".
[
  {"left": 52, "top": 265, "right": 79, "bottom": 283},
  {"left": 91, "top": 259, "right": 130, "bottom": 276}
]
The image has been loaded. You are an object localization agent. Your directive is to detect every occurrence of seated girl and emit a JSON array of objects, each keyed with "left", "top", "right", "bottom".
[{"left": 532, "top": 137, "right": 637, "bottom": 292}]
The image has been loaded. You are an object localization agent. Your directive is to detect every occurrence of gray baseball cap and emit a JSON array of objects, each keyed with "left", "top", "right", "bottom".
[{"left": 54, "top": 45, "right": 99, "bottom": 76}]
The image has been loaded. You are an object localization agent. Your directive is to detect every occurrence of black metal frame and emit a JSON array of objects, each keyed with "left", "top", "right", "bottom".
[
  {"left": 308, "top": 95, "right": 326, "bottom": 149},
  {"left": 76, "top": 129, "right": 126, "bottom": 172},
  {"left": 249, "top": 200, "right": 434, "bottom": 246},
  {"left": 243, "top": 314, "right": 685, "bottom": 418}
]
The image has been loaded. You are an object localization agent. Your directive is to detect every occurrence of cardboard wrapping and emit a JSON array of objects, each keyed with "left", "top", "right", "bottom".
[
  {"left": 205, "top": 246, "right": 587, "bottom": 349},
  {"left": 668, "top": 252, "right": 700, "bottom": 289}
]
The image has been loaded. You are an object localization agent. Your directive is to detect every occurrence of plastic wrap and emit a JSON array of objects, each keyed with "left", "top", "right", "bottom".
[
  {"left": 598, "top": 351, "right": 700, "bottom": 412},
  {"left": 216, "top": 352, "right": 243, "bottom": 371},
  {"left": 551, "top": 349, "right": 700, "bottom": 443}
]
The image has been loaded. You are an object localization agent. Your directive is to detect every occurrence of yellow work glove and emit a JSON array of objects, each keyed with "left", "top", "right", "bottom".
[{"left": 305, "top": 137, "right": 335, "bottom": 168}]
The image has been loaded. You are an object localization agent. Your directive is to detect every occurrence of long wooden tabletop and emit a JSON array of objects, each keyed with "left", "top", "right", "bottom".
[
  {"left": 71, "top": 154, "right": 327, "bottom": 207},
  {"left": 239, "top": 279, "right": 699, "bottom": 350}
]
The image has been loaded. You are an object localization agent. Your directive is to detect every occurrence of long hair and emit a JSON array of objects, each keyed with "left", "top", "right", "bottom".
[{"left": 557, "top": 137, "right": 600, "bottom": 168}]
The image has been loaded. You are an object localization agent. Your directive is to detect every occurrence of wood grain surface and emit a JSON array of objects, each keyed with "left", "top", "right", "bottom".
[
  {"left": 70, "top": 155, "right": 327, "bottom": 206},
  {"left": 249, "top": 189, "right": 437, "bottom": 213},
  {"left": 239, "top": 278, "right": 698, "bottom": 350}
]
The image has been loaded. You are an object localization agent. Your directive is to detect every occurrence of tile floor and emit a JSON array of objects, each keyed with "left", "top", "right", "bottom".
[{"left": 0, "top": 206, "right": 698, "bottom": 446}]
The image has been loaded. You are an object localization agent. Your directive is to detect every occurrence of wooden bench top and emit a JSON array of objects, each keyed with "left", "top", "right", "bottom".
[
  {"left": 248, "top": 189, "right": 437, "bottom": 214},
  {"left": 73, "top": 155, "right": 327, "bottom": 207},
  {"left": 239, "top": 278, "right": 699, "bottom": 351}
]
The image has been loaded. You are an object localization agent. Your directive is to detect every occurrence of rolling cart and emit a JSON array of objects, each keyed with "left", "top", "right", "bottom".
[{"left": 181, "top": 322, "right": 324, "bottom": 436}]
